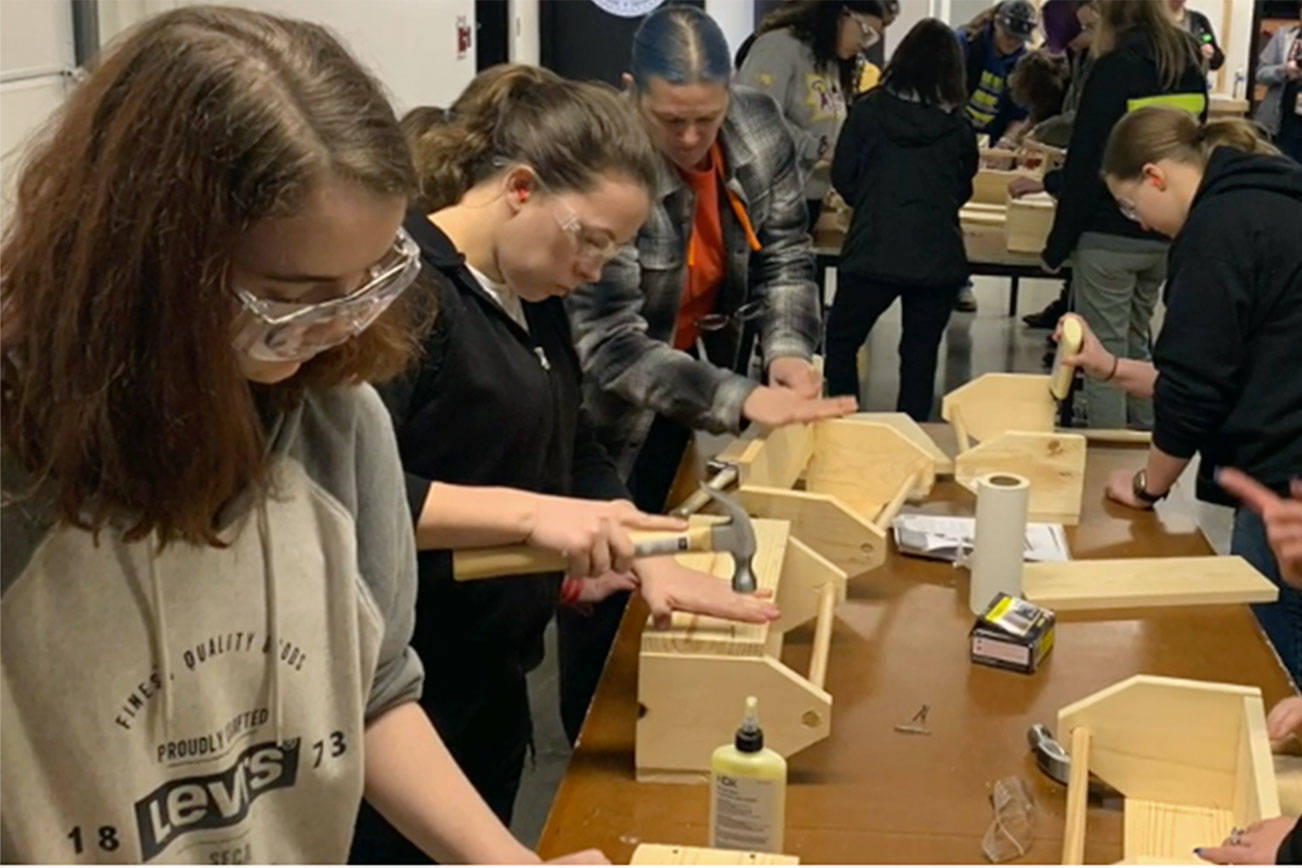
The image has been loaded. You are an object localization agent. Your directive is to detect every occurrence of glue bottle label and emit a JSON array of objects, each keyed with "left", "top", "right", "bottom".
[{"left": 710, "top": 773, "right": 780, "bottom": 851}]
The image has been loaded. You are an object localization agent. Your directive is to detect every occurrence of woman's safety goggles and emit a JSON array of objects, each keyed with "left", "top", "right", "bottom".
[{"left": 231, "top": 227, "right": 421, "bottom": 363}]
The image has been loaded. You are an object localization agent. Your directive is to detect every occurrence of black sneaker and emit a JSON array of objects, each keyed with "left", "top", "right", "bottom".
[
  {"left": 1022, "top": 296, "right": 1067, "bottom": 328},
  {"left": 955, "top": 286, "right": 978, "bottom": 312}
]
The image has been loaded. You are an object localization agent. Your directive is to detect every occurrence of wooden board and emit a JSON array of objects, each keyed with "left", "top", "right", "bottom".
[
  {"left": 805, "top": 420, "right": 934, "bottom": 521},
  {"left": 849, "top": 411, "right": 953, "bottom": 475},
  {"left": 1023, "top": 556, "right": 1280, "bottom": 611},
  {"left": 941, "top": 373, "right": 1056, "bottom": 446},
  {"left": 736, "top": 486, "right": 887, "bottom": 578},
  {"left": 1122, "top": 800, "right": 1234, "bottom": 863},
  {"left": 630, "top": 844, "right": 799, "bottom": 865},
  {"left": 635, "top": 653, "right": 832, "bottom": 782},
  {"left": 1058, "top": 675, "right": 1280, "bottom": 819},
  {"left": 770, "top": 535, "right": 847, "bottom": 639},
  {"left": 954, "top": 431, "right": 1086, "bottom": 525},
  {"left": 1006, "top": 192, "right": 1055, "bottom": 253},
  {"left": 737, "top": 423, "right": 815, "bottom": 490},
  {"left": 640, "top": 518, "right": 790, "bottom": 658},
  {"left": 971, "top": 167, "right": 1039, "bottom": 206}
]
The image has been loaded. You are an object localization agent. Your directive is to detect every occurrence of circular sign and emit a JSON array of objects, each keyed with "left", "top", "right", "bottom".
[{"left": 592, "top": 0, "right": 665, "bottom": 18}]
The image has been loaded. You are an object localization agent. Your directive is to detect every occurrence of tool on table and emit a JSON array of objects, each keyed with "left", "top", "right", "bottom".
[
  {"left": 893, "top": 704, "right": 931, "bottom": 735},
  {"left": 671, "top": 458, "right": 739, "bottom": 518},
  {"left": 1026, "top": 723, "right": 1118, "bottom": 797},
  {"left": 452, "top": 485, "right": 759, "bottom": 592}
]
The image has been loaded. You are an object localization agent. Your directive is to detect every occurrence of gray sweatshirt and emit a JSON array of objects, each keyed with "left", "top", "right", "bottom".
[
  {"left": 740, "top": 27, "right": 847, "bottom": 201},
  {"left": 1, "top": 384, "right": 423, "bottom": 863}
]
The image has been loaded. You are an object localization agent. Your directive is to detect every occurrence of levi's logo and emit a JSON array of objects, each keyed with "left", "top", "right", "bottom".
[{"left": 133, "top": 740, "right": 299, "bottom": 861}]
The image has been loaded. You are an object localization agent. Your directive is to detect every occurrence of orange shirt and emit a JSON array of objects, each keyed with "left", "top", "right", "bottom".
[{"left": 673, "top": 144, "right": 726, "bottom": 351}]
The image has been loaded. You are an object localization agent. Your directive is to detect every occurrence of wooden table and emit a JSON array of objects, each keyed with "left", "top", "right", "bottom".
[
  {"left": 814, "top": 217, "right": 1065, "bottom": 319},
  {"left": 538, "top": 428, "right": 1295, "bottom": 864}
]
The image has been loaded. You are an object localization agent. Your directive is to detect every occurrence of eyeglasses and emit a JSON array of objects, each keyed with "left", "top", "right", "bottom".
[
  {"left": 846, "top": 11, "right": 882, "bottom": 49},
  {"left": 696, "top": 298, "right": 766, "bottom": 333},
  {"left": 231, "top": 227, "right": 421, "bottom": 362},
  {"left": 551, "top": 198, "right": 623, "bottom": 267},
  {"left": 1116, "top": 198, "right": 1141, "bottom": 223}
]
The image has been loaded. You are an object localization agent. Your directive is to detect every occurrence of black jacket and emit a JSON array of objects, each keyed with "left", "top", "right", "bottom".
[
  {"left": 832, "top": 87, "right": 978, "bottom": 287},
  {"left": 1182, "top": 8, "right": 1224, "bottom": 72},
  {"left": 377, "top": 213, "right": 627, "bottom": 743},
  {"left": 1152, "top": 147, "right": 1302, "bottom": 506},
  {"left": 1042, "top": 29, "right": 1207, "bottom": 268}
]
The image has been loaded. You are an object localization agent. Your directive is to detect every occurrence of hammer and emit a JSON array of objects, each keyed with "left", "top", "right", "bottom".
[{"left": 452, "top": 486, "right": 759, "bottom": 593}]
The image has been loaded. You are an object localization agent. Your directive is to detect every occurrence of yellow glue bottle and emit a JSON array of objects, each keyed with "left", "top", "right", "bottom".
[{"left": 708, "top": 695, "right": 787, "bottom": 852}]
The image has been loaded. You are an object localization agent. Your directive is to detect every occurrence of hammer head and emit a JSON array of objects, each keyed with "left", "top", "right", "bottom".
[{"left": 702, "top": 485, "right": 758, "bottom": 593}]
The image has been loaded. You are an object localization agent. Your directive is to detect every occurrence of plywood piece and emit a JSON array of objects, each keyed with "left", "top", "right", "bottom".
[
  {"left": 1058, "top": 675, "right": 1278, "bottom": 817},
  {"left": 971, "top": 167, "right": 1039, "bottom": 206},
  {"left": 805, "top": 420, "right": 934, "bottom": 519},
  {"left": 641, "top": 518, "right": 790, "bottom": 657},
  {"left": 770, "top": 535, "right": 847, "bottom": 638},
  {"left": 1233, "top": 694, "right": 1282, "bottom": 822},
  {"left": 636, "top": 653, "right": 831, "bottom": 781},
  {"left": 849, "top": 411, "right": 953, "bottom": 475},
  {"left": 1066, "top": 428, "right": 1153, "bottom": 446},
  {"left": 736, "top": 486, "right": 887, "bottom": 578},
  {"left": 954, "top": 431, "right": 1086, "bottom": 525},
  {"left": 1275, "top": 754, "right": 1302, "bottom": 816},
  {"left": 1006, "top": 192, "right": 1056, "bottom": 253},
  {"left": 941, "top": 373, "right": 1056, "bottom": 445},
  {"left": 1023, "top": 556, "right": 1280, "bottom": 611},
  {"left": 1122, "top": 800, "right": 1234, "bottom": 863},
  {"left": 630, "top": 844, "right": 798, "bottom": 865},
  {"left": 731, "top": 423, "right": 815, "bottom": 490}
]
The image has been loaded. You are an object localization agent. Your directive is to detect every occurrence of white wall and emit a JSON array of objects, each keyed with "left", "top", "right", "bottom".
[
  {"left": 705, "top": 0, "right": 754, "bottom": 58},
  {"left": 98, "top": 0, "right": 477, "bottom": 113},
  {"left": 1185, "top": 0, "right": 1256, "bottom": 95},
  {"left": 1, "top": 0, "right": 77, "bottom": 226}
]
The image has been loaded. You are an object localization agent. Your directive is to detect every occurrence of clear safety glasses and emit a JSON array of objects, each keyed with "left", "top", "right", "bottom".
[{"left": 231, "top": 227, "right": 421, "bottom": 362}]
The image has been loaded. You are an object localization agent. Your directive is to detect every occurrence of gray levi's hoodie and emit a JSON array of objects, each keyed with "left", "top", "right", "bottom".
[
  {"left": 740, "top": 27, "right": 848, "bottom": 202},
  {"left": 1, "top": 384, "right": 423, "bottom": 863}
]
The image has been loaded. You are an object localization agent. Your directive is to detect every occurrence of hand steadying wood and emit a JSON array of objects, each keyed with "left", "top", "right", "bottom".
[{"left": 453, "top": 486, "right": 759, "bottom": 592}]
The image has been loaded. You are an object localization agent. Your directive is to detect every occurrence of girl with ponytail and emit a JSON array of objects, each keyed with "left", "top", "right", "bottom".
[
  {"left": 350, "top": 64, "right": 779, "bottom": 863},
  {"left": 1056, "top": 105, "right": 1302, "bottom": 683}
]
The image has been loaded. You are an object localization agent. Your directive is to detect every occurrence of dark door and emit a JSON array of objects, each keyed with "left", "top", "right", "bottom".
[
  {"left": 540, "top": 0, "right": 704, "bottom": 86},
  {"left": 476, "top": 0, "right": 510, "bottom": 71}
]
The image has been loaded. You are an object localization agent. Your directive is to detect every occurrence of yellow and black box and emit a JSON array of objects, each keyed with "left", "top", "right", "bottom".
[{"left": 969, "top": 593, "right": 1056, "bottom": 674}]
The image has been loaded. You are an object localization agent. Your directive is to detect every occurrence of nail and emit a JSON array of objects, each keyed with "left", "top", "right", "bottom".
[{"left": 1193, "top": 849, "right": 1204, "bottom": 856}]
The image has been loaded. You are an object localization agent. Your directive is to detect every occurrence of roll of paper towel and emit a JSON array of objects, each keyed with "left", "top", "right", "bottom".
[{"left": 969, "top": 472, "right": 1030, "bottom": 614}]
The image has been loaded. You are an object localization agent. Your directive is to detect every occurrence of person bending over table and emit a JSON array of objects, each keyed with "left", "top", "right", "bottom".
[{"left": 1058, "top": 106, "right": 1302, "bottom": 679}]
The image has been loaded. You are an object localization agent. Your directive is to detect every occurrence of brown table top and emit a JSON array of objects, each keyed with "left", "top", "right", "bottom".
[
  {"left": 538, "top": 426, "right": 1296, "bottom": 864},
  {"left": 814, "top": 215, "right": 1045, "bottom": 270}
]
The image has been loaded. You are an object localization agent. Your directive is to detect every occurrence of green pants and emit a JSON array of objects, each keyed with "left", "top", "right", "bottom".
[{"left": 1071, "top": 233, "right": 1168, "bottom": 429}]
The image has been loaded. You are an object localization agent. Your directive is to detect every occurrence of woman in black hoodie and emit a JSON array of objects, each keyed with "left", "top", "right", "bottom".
[
  {"left": 826, "top": 17, "right": 978, "bottom": 420},
  {"left": 350, "top": 66, "right": 779, "bottom": 862},
  {"left": 1058, "top": 107, "right": 1302, "bottom": 682},
  {"left": 1040, "top": 0, "right": 1207, "bottom": 431}
]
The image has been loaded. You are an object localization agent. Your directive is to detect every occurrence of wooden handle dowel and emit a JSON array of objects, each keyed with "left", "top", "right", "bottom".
[
  {"left": 453, "top": 525, "right": 716, "bottom": 581},
  {"left": 670, "top": 466, "right": 739, "bottom": 518},
  {"left": 808, "top": 582, "right": 838, "bottom": 690},
  {"left": 951, "top": 405, "right": 972, "bottom": 454},
  {"left": 1062, "top": 725, "right": 1092, "bottom": 865},
  {"left": 873, "top": 469, "right": 920, "bottom": 534}
]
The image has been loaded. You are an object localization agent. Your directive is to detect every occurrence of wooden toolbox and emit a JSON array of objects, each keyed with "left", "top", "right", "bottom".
[
  {"left": 689, "top": 417, "right": 946, "bottom": 578},
  {"left": 636, "top": 517, "right": 847, "bottom": 782},
  {"left": 1058, "top": 676, "right": 1280, "bottom": 864}
]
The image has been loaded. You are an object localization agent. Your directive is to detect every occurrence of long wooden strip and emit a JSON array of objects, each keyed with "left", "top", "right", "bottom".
[
  {"left": 1062, "top": 726, "right": 1092, "bottom": 865},
  {"left": 1023, "top": 557, "right": 1279, "bottom": 611}
]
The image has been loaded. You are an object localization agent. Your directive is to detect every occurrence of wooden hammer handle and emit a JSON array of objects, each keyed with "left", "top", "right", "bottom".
[{"left": 452, "top": 525, "right": 714, "bottom": 581}]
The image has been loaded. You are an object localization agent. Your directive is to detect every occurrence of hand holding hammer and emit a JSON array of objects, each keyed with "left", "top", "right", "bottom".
[{"left": 453, "top": 487, "right": 759, "bottom": 593}]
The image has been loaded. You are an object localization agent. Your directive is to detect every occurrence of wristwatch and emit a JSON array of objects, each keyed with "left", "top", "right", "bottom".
[{"left": 1132, "top": 469, "right": 1168, "bottom": 507}]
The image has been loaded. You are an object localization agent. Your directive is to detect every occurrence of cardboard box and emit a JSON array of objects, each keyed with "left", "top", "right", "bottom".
[{"left": 970, "top": 593, "right": 1056, "bottom": 674}]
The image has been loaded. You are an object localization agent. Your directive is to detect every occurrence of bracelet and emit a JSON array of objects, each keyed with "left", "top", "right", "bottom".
[{"left": 1102, "top": 354, "right": 1119, "bottom": 382}]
